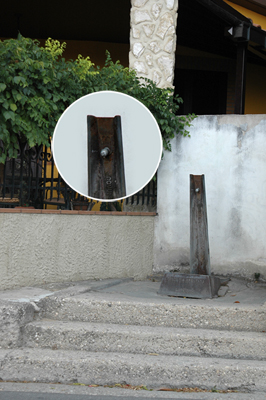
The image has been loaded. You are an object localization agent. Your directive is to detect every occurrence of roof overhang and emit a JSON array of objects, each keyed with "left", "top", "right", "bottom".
[
  {"left": 196, "top": 0, "right": 266, "bottom": 60},
  {"left": 194, "top": 0, "right": 266, "bottom": 113}
]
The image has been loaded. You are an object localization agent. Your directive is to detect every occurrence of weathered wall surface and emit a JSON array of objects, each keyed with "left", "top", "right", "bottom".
[
  {"left": 0, "top": 213, "right": 155, "bottom": 290},
  {"left": 129, "top": 0, "right": 178, "bottom": 88},
  {"left": 154, "top": 114, "right": 266, "bottom": 279}
]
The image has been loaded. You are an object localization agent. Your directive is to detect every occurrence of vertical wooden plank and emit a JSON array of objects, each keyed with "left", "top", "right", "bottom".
[
  {"left": 190, "top": 174, "right": 211, "bottom": 275},
  {"left": 87, "top": 115, "right": 126, "bottom": 200}
]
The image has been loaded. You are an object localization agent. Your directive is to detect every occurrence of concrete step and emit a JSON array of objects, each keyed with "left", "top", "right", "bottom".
[
  {"left": 22, "top": 319, "right": 266, "bottom": 361},
  {"left": 39, "top": 292, "right": 266, "bottom": 332},
  {"left": 0, "top": 348, "right": 266, "bottom": 392}
]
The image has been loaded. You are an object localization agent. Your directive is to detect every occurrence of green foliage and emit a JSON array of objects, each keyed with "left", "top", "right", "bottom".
[
  {"left": 44, "top": 37, "right": 66, "bottom": 59},
  {"left": 0, "top": 35, "right": 194, "bottom": 162}
]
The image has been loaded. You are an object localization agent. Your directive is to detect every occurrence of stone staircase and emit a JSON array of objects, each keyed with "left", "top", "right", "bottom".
[{"left": 0, "top": 279, "right": 266, "bottom": 393}]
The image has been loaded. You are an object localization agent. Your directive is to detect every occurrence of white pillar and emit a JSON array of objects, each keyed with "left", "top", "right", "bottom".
[{"left": 129, "top": 0, "right": 178, "bottom": 88}]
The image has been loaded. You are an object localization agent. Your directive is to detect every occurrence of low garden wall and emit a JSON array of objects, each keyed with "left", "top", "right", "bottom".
[{"left": 0, "top": 209, "right": 155, "bottom": 290}]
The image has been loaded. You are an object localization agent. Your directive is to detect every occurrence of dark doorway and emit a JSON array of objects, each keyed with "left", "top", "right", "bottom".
[{"left": 174, "top": 69, "right": 228, "bottom": 115}]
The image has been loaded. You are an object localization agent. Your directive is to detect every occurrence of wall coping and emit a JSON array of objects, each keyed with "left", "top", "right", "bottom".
[{"left": 0, "top": 209, "right": 157, "bottom": 216}]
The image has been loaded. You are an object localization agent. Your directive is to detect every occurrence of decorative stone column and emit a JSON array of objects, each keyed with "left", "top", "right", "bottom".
[{"left": 129, "top": 0, "right": 178, "bottom": 89}]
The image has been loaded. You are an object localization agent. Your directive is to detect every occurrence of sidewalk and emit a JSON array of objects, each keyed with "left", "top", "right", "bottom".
[{"left": 0, "top": 274, "right": 265, "bottom": 310}]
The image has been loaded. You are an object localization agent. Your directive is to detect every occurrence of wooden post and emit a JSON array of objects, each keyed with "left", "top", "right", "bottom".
[
  {"left": 190, "top": 174, "right": 211, "bottom": 275},
  {"left": 158, "top": 174, "right": 221, "bottom": 299}
]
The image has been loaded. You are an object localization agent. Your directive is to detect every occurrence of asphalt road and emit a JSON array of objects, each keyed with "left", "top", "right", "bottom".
[{"left": 0, "top": 393, "right": 195, "bottom": 400}]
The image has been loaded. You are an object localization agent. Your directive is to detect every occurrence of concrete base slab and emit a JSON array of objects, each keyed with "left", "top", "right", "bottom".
[{"left": 158, "top": 273, "right": 221, "bottom": 298}]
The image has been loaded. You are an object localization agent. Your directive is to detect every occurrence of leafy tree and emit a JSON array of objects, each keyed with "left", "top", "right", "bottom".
[{"left": 0, "top": 35, "right": 194, "bottom": 162}]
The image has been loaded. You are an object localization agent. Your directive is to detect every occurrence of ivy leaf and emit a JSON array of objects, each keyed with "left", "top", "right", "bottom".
[
  {"left": 3, "top": 111, "right": 14, "bottom": 120},
  {"left": 14, "top": 76, "right": 22, "bottom": 84},
  {"left": 10, "top": 103, "right": 17, "bottom": 112},
  {"left": 0, "top": 83, "right": 6, "bottom": 92},
  {"left": 0, "top": 154, "right": 7, "bottom": 163},
  {"left": 3, "top": 101, "right": 9, "bottom": 110}
]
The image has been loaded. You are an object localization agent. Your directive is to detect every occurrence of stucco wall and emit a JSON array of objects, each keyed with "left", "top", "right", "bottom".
[
  {"left": 0, "top": 211, "right": 155, "bottom": 290},
  {"left": 154, "top": 114, "right": 266, "bottom": 279},
  {"left": 129, "top": 0, "right": 178, "bottom": 88}
]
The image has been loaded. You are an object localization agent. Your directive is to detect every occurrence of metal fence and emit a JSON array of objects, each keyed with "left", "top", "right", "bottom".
[{"left": 0, "top": 142, "right": 157, "bottom": 211}]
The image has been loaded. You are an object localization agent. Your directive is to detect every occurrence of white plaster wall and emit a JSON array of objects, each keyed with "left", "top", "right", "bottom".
[
  {"left": 0, "top": 214, "right": 155, "bottom": 290},
  {"left": 154, "top": 114, "right": 266, "bottom": 279}
]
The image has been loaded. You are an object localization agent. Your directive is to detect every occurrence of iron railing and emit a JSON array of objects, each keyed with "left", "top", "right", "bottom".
[
  {"left": 124, "top": 178, "right": 157, "bottom": 208},
  {"left": 0, "top": 142, "right": 157, "bottom": 211}
]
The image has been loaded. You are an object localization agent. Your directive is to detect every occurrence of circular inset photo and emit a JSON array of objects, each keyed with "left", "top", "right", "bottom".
[{"left": 52, "top": 91, "right": 162, "bottom": 202}]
